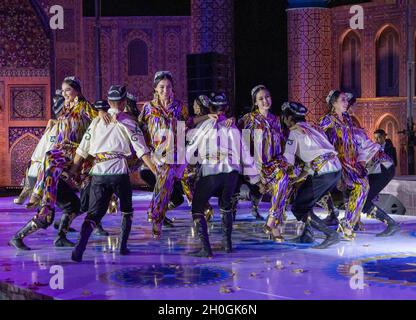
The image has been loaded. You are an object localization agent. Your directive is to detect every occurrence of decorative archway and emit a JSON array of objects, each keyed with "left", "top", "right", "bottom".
[
  {"left": 128, "top": 39, "right": 148, "bottom": 76},
  {"left": 10, "top": 134, "right": 39, "bottom": 185},
  {"left": 340, "top": 30, "right": 362, "bottom": 97},
  {"left": 122, "top": 30, "right": 154, "bottom": 100},
  {"left": 375, "top": 25, "right": 400, "bottom": 97},
  {"left": 375, "top": 113, "right": 401, "bottom": 175},
  {"left": 350, "top": 115, "right": 362, "bottom": 129}
]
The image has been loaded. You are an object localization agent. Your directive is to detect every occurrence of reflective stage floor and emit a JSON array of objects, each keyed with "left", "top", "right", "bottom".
[{"left": 1, "top": 192, "right": 416, "bottom": 300}]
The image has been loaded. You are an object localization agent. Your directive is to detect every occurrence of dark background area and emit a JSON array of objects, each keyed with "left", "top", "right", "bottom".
[
  {"left": 234, "top": 0, "right": 288, "bottom": 117},
  {"left": 83, "top": 0, "right": 191, "bottom": 16},
  {"left": 82, "top": 0, "right": 371, "bottom": 116}
]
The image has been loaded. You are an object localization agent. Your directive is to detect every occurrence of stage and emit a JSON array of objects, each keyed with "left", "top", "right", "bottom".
[{"left": 1, "top": 191, "right": 416, "bottom": 300}]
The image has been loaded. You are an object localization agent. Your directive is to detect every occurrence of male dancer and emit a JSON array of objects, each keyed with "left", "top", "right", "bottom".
[
  {"left": 71, "top": 86, "right": 155, "bottom": 262},
  {"left": 282, "top": 102, "right": 342, "bottom": 248}
]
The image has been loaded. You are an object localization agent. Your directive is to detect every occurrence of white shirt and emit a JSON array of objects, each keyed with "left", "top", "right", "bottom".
[
  {"left": 284, "top": 122, "right": 341, "bottom": 176},
  {"left": 355, "top": 128, "right": 393, "bottom": 174},
  {"left": 76, "top": 108, "right": 149, "bottom": 175},
  {"left": 186, "top": 118, "right": 249, "bottom": 177},
  {"left": 27, "top": 124, "right": 58, "bottom": 177}
]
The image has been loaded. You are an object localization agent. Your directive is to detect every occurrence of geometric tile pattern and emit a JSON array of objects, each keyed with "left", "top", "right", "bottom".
[
  {"left": 337, "top": 254, "right": 416, "bottom": 287},
  {"left": 191, "top": 0, "right": 234, "bottom": 57},
  {"left": 191, "top": 0, "right": 235, "bottom": 103},
  {"left": 287, "top": 8, "right": 331, "bottom": 122},
  {"left": 8, "top": 127, "right": 45, "bottom": 149},
  {"left": 10, "top": 87, "right": 46, "bottom": 121},
  {"left": 0, "top": 0, "right": 50, "bottom": 77},
  {"left": 103, "top": 264, "right": 231, "bottom": 288},
  {"left": 10, "top": 134, "right": 39, "bottom": 185},
  {"left": 81, "top": 17, "right": 191, "bottom": 103}
]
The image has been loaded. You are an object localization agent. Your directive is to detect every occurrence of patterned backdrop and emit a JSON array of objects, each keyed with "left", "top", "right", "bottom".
[
  {"left": 287, "top": 8, "right": 331, "bottom": 122},
  {"left": 82, "top": 17, "right": 191, "bottom": 104},
  {"left": 191, "top": 0, "right": 235, "bottom": 103},
  {"left": 10, "top": 87, "right": 46, "bottom": 121},
  {"left": 0, "top": 0, "right": 50, "bottom": 77},
  {"left": 190, "top": 0, "right": 234, "bottom": 57},
  {"left": 9, "top": 127, "right": 45, "bottom": 185},
  {"left": 10, "top": 134, "right": 40, "bottom": 185}
]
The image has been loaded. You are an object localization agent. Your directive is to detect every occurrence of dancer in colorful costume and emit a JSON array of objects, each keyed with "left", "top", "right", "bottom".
[
  {"left": 282, "top": 102, "right": 342, "bottom": 248},
  {"left": 71, "top": 87, "right": 155, "bottom": 262},
  {"left": 9, "top": 77, "right": 107, "bottom": 249},
  {"left": 138, "top": 71, "right": 191, "bottom": 238},
  {"left": 346, "top": 93, "right": 400, "bottom": 237},
  {"left": 239, "top": 85, "right": 291, "bottom": 240},
  {"left": 319, "top": 90, "right": 369, "bottom": 239},
  {"left": 186, "top": 93, "right": 244, "bottom": 257}
]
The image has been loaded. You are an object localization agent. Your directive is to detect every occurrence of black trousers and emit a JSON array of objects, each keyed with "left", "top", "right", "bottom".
[
  {"left": 80, "top": 182, "right": 92, "bottom": 213},
  {"left": 362, "top": 164, "right": 395, "bottom": 213},
  {"left": 29, "top": 176, "right": 81, "bottom": 215},
  {"left": 87, "top": 174, "right": 133, "bottom": 224},
  {"left": 140, "top": 168, "right": 184, "bottom": 207},
  {"left": 233, "top": 175, "right": 262, "bottom": 202},
  {"left": 292, "top": 171, "right": 342, "bottom": 222},
  {"left": 192, "top": 171, "right": 240, "bottom": 214}
]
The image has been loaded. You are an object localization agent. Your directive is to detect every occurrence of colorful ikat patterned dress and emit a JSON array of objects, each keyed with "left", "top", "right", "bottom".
[
  {"left": 239, "top": 110, "right": 291, "bottom": 225},
  {"left": 319, "top": 111, "right": 369, "bottom": 237},
  {"left": 139, "top": 97, "right": 190, "bottom": 238}
]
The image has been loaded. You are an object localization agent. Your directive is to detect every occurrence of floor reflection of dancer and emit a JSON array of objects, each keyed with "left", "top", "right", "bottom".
[
  {"left": 9, "top": 77, "right": 106, "bottom": 250},
  {"left": 239, "top": 85, "right": 291, "bottom": 240},
  {"left": 71, "top": 87, "right": 155, "bottom": 262},
  {"left": 186, "top": 93, "right": 241, "bottom": 257},
  {"left": 319, "top": 90, "right": 369, "bottom": 239},
  {"left": 282, "top": 102, "right": 342, "bottom": 248}
]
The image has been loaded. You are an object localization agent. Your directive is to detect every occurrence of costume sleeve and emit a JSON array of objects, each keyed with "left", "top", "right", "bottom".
[
  {"left": 318, "top": 114, "right": 334, "bottom": 132},
  {"left": 76, "top": 120, "right": 95, "bottom": 159},
  {"left": 283, "top": 131, "right": 298, "bottom": 166},
  {"left": 83, "top": 101, "right": 98, "bottom": 121},
  {"left": 121, "top": 117, "right": 150, "bottom": 160}
]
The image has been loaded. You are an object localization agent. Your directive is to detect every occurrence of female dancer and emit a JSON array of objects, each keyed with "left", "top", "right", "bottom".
[
  {"left": 139, "top": 71, "right": 191, "bottom": 238},
  {"left": 319, "top": 90, "right": 369, "bottom": 239},
  {"left": 10, "top": 77, "right": 102, "bottom": 249},
  {"left": 346, "top": 93, "right": 399, "bottom": 237},
  {"left": 14, "top": 91, "right": 65, "bottom": 205},
  {"left": 239, "top": 85, "right": 291, "bottom": 241}
]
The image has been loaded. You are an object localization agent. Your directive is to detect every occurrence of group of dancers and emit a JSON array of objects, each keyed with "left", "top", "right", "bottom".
[{"left": 8, "top": 71, "right": 401, "bottom": 261}]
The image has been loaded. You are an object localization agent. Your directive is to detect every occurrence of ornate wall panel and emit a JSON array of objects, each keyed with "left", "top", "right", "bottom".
[
  {"left": 0, "top": 0, "right": 50, "bottom": 77},
  {"left": 287, "top": 8, "right": 331, "bottom": 121},
  {"left": 190, "top": 0, "right": 234, "bottom": 57},
  {"left": 10, "top": 134, "right": 39, "bottom": 185},
  {"left": 9, "top": 127, "right": 45, "bottom": 148},
  {"left": 82, "top": 17, "right": 191, "bottom": 103},
  {"left": 9, "top": 86, "right": 46, "bottom": 121}
]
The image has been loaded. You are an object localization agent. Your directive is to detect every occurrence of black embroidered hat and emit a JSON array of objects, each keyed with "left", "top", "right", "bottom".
[
  {"left": 108, "top": 85, "right": 127, "bottom": 101},
  {"left": 94, "top": 100, "right": 110, "bottom": 111},
  {"left": 281, "top": 101, "right": 308, "bottom": 116}
]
